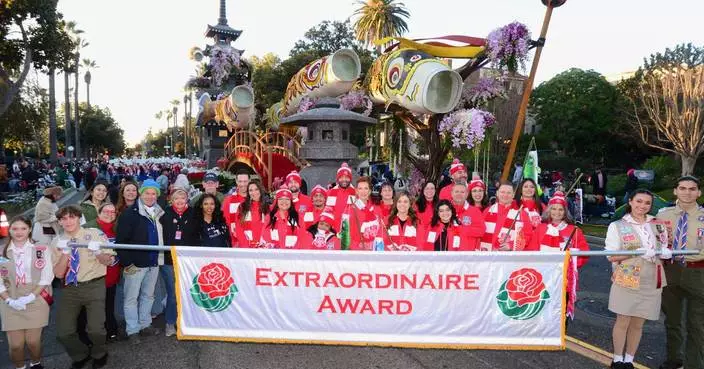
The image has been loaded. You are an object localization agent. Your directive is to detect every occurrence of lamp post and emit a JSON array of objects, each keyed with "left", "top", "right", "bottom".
[
  {"left": 500, "top": 0, "right": 566, "bottom": 181},
  {"left": 172, "top": 106, "right": 178, "bottom": 156}
]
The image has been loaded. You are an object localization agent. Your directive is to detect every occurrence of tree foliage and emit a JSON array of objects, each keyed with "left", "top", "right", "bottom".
[
  {"left": 352, "top": 0, "right": 410, "bottom": 49},
  {"left": 56, "top": 103, "right": 126, "bottom": 156},
  {"left": 530, "top": 68, "right": 622, "bottom": 163}
]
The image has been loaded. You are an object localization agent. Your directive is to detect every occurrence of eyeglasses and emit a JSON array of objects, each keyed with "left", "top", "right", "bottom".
[{"left": 102, "top": 210, "right": 116, "bottom": 214}]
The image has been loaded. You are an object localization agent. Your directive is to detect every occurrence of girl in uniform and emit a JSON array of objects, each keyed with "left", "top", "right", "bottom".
[
  {"left": 423, "top": 200, "right": 473, "bottom": 251},
  {"left": 0, "top": 216, "right": 54, "bottom": 369},
  {"left": 260, "top": 185, "right": 306, "bottom": 249}
]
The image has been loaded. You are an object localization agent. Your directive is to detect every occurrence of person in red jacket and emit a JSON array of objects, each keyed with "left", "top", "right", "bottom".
[
  {"left": 480, "top": 181, "right": 533, "bottom": 251},
  {"left": 439, "top": 158, "right": 468, "bottom": 201},
  {"left": 514, "top": 178, "right": 545, "bottom": 229},
  {"left": 302, "top": 185, "right": 327, "bottom": 228},
  {"left": 304, "top": 208, "right": 340, "bottom": 250},
  {"left": 326, "top": 163, "right": 357, "bottom": 229},
  {"left": 376, "top": 182, "right": 394, "bottom": 220},
  {"left": 527, "top": 191, "right": 589, "bottom": 266},
  {"left": 423, "top": 199, "right": 474, "bottom": 251},
  {"left": 234, "top": 181, "right": 270, "bottom": 248},
  {"left": 384, "top": 191, "right": 425, "bottom": 251},
  {"left": 468, "top": 178, "right": 489, "bottom": 211},
  {"left": 286, "top": 170, "right": 313, "bottom": 214},
  {"left": 449, "top": 183, "right": 485, "bottom": 250},
  {"left": 259, "top": 185, "right": 306, "bottom": 249},
  {"left": 346, "top": 176, "right": 382, "bottom": 250},
  {"left": 222, "top": 172, "right": 250, "bottom": 245},
  {"left": 413, "top": 181, "right": 437, "bottom": 226}
]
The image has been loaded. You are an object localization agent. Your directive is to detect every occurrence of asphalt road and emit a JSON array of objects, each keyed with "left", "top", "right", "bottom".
[{"left": 1, "top": 195, "right": 667, "bottom": 368}]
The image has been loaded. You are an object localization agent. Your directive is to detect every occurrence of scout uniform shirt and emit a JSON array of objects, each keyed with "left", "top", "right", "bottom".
[
  {"left": 51, "top": 228, "right": 114, "bottom": 283},
  {"left": 657, "top": 204, "right": 704, "bottom": 262}
]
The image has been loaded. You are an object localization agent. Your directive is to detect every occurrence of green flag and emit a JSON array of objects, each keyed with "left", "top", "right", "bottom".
[
  {"left": 339, "top": 215, "right": 351, "bottom": 250},
  {"left": 522, "top": 138, "right": 542, "bottom": 196}
]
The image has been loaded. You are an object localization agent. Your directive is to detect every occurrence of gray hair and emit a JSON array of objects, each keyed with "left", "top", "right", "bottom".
[{"left": 541, "top": 203, "right": 574, "bottom": 224}]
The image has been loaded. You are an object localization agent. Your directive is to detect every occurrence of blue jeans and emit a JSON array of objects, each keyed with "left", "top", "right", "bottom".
[
  {"left": 160, "top": 265, "right": 177, "bottom": 325},
  {"left": 123, "top": 266, "right": 159, "bottom": 336}
]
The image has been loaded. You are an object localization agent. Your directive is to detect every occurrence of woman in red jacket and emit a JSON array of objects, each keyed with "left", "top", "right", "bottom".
[
  {"left": 423, "top": 200, "right": 474, "bottom": 251},
  {"left": 468, "top": 178, "right": 489, "bottom": 211},
  {"left": 384, "top": 191, "right": 425, "bottom": 251},
  {"left": 514, "top": 178, "right": 545, "bottom": 229},
  {"left": 413, "top": 181, "right": 437, "bottom": 226},
  {"left": 235, "top": 181, "right": 270, "bottom": 248},
  {"left": 259, "top": 185, "right": 306, "bottom": 249},
  {"left": 346, "top": 177, "right": 382, "bottom": 250},
  {"left": 376, "top": 182, "right": 395, "bottom": 221},
  {"left": 527, "top": 191, "right": 590, "bottom": 322}
]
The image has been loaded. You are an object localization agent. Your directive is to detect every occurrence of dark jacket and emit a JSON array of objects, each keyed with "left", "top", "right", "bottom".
[
  {"left": 160, "top": 206, "right": 198, "bottom": 264},
  {"left": 116, "top": 200, "right": 164, "bottom": 268},
  {"left": 591, "top": 171, "right": 608, "bottom": 196},
  {"left": 196, "top": 218, "right": 231, "bottom": 248}
]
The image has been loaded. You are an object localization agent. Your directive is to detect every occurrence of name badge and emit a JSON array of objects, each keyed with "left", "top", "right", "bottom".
[
  {"left": 404, "top": 226, "right": 417, "bottom": 237},
  {"left": 388, "top": 225, "right": 400, "bottom": 236},
  {"left": 270, "top": 230, "right": 279, "bottom": 241},
  {"left": 452, "top": 236, "right": 461, "bottom": 249},
  {"left": 285, "top": 235, "right": 297, "bottom": 248},
  {"left": 326, "top": 197, "right": 337, "bottom": 206},
  {"left": 175, "top": 231, "right": 182, "bottom": 240},
  {"left": 244, "top": 212, "right": 252, "bottom": 221},
  {"left": 303, "top": 212, "right": 314, "bottom": 222},
  {"left": 229, "top": 203, "right": 240, "bottom": 214},
  {"left": 426, "top": 231, "right": 437, "bottom": 243},
  {"left": 462, "top": 215, "right": 471, "bottom": 225},
  {"left": 244, "top": 230, "right": 253, "bottom": 241}
]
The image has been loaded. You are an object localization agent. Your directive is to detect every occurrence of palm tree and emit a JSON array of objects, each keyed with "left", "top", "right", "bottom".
[
  {"left": 48, "top": 66, "right": 58, "bottom": 165},
  {"left": 352, "top": 0, "right": 410, "bottom": 53},
  {"left": 82, "top": 58, "right": 98, "bottom": 108},
  {"left": 62, "top": 21, "right": 84, "bottom": 158}
]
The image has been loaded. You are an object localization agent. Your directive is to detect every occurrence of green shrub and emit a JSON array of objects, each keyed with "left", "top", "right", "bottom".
[
  {"left": 642, "top": 155, "right": 680, "bottom": 191},
  {"left": 607, "top": 174, "right": 627, "bottom": 197}
]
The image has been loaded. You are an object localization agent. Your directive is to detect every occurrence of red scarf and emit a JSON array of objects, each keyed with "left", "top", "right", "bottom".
[
  {"left": 172, "top": 205, "right": 188, "bottom": 217},
  {"left": 96, "top": 218, "right": 116, "bottom": 239}
]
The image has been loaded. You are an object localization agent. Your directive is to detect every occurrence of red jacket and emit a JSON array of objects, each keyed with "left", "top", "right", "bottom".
[
  {"left": 422, "top": 221, "right": 474, "bottom": 251},
  {"left": 301, "top": 207, "right": 325, "bottom": 229},
  {"left": 527, "top": 222, "right": 590, "bottom": 268},
  {"left": 439, "top": 183, "right": 453, "bottom": 201},
  {"left": 414, "top": 201, "right": 436, "bottom": 226},
  {"left": 383, "top": 216, "right": 426, "bottom": 251},
  {"left": 301, "top": 229, "right": 341, "bottom": 250},
  {"left": 345, "top": 200, "right": 383, "bottom": 250},
  {"left": 292, "top": 194, "right": 313, "bottom": 214},
  {"left": 234, "top": 201, "right": 266, "bottom": 248},
  {"left": 96, "top": 219, "right": 120, "bottom": 287},
  {"left": 452, "top": 201, "right": 486, "bottom": 250},
  {"left": 377, "top": 202, "right": 393, "bottom": 223},
  {"left": 480, "top": 203, "right": 533, "bottom": 251},
  {"left": 517, "top": 199, "right": 544, "bottom": 229},
  {"left": 222, "top": 193, "right": 247, "bottom": 245},
  {"left": 325, "top": 186, "right": 357, "bottom": 229},
  {"left": 259, "top": 212, "right": 307, "bottom": 249}
]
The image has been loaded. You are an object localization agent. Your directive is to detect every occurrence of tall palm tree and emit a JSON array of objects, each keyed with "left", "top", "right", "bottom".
[
  {"left": 352, "top": 0, "right": 410, "bottom": 53},
  {"left": 48, "top": 66, "right": 58, "bottom": 165},
  {"left": 82, "top": 58, "right": 98, "bottom": 108},
  {"left": 63, "top": 21, "right": 83, "bottom": 158}
]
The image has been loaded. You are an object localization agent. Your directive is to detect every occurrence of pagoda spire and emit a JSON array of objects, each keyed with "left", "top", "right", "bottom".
[{"left": 218, "top": 0, "right": 228, "bottom": 26}]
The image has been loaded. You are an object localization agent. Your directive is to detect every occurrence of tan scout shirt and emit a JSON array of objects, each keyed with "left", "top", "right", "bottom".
[
  {"left": 50, "top": 227, "right": 115, "bottom": 282},
  {"left": 657, "top": 204, "right": 704, "bottom": 262}
]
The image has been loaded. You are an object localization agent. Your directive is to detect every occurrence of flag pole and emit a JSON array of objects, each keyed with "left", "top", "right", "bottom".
[{"left": 500, "top": 1, "right": 561, "bottom": 181}]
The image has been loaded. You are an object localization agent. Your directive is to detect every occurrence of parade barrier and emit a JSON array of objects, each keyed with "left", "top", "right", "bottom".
[{"left": 68, "top": 243, "right": 700, "bottom": 351}]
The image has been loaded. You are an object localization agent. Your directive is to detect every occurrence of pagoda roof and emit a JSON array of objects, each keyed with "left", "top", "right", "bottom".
[{"left": 205, "top": 24, "right": 242, "bottom": 39}]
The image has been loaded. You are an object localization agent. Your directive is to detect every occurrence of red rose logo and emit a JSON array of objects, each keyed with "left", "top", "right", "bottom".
[
  {"left": 505, "top": 268, "right": 546, "bottom": 306},
  {"left": 196, "top": 263, "right": 235, "bottom": 299}
]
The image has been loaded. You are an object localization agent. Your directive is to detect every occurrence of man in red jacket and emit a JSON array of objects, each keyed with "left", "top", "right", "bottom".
[
  {"left": 326, "top": 163, "right": 357, "bottom": 229},
  {"left": 222, "top": 172, "right": 250, "bottom": 246},
  {"left": 286, "top": 170, "right": 313, "bottom": 214},
  {"left": 439, "top": 158, "right": 468, "bottom": 201},
  {"left": 450, "top": 183, "right": 485, "bottom": 250},
  {"left": 302, "top": 185, "right": 327, "bottom": 228}
]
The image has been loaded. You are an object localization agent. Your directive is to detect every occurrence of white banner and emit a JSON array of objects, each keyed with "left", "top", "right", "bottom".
[{"left": 173, "top": 248, "right": 567, "bottom": 350}]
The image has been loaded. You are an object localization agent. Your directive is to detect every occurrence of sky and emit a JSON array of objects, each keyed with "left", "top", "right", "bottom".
[{"left": 48, "top": 0, "right": 704, "bottom": 146}]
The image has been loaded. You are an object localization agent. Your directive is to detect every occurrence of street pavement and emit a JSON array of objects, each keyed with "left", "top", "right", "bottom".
[{"left": 0, "top": 195, "right": 668, "bottom": 368}]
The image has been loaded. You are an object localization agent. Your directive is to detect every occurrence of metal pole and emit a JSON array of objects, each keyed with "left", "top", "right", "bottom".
[
  {"left": 63, "top": 242, "right": 701, "bottom": 257},
  {"left": 500, "top": 4, "right": 555, "bottom": 181}
]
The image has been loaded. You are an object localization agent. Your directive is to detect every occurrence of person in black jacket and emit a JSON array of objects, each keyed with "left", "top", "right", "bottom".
[
  {"left": 115, "top": 179, "right": 164, "bottom": 344},
  {"left": 194, "top": 193, "right": 230, "bottom": 247},
  {"left": 158, "top": 187, "right": 196, "bottom": 337}
]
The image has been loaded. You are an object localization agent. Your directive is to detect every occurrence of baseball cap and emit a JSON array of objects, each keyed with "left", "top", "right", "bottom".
[{"left": 204, "top": 172, "right": 219, "bottom": 183}]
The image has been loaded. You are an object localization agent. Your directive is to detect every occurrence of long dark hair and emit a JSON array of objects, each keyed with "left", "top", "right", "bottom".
[
  {"left": 116, "top": 180, "right": 139, "bottom": 215},
  {"left": 514, "top": 178, "right": 543, "bottom": 213},
  {"left": 387, "top": 190, "right": 418, "bottom": 228},
  {"left": 84, "top": 179, "right": 110, "bottom": 204},
  {"left": 469, "top": 185, "right": 490, "bottom": 210},
  {"left": 3, "top": 216, "right": 33, "bottom": 258},
  {"left": 376, "top": 181, "right": 395, "bottom": 205},
  {"left": 239, "top": 180, "right": 270, "bottom": 224},
  {"left": 269, "top": 200, "right": 299, "bottom": 231},
  {"left": 623, "top": 188, "right": 654, "bottom": 215},
  {"left": 195, "top": 193, "right": 226, "bottom": 225},
  {"left": 430, "top": 199, "right": 459, "bottom": 227},
  {"left": 416, "top": 181, "right": 438, "bottom": 213}
]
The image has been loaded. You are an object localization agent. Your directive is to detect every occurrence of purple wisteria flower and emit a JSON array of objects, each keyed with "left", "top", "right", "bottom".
[
  {"left": 486, "top": 22, "right": 531, "bottom": 73},
  {"left": 209, "top": 46, "right": 242, "bottom": 86},
  {"left": 438, "top": 109, "right": 496, "bottom": 150},
  {"left": 465, "top": 76, "right": 507, "bottom": 107}
]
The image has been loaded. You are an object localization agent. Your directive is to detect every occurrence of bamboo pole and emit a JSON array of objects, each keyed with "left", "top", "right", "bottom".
[{"left": 500, "top": 4, "right": 555, "bottom": 181}]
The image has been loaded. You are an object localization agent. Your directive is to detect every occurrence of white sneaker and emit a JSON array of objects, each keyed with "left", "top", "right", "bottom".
[{"left": 165, "top": 324, "right": 176, "bottom": 337}]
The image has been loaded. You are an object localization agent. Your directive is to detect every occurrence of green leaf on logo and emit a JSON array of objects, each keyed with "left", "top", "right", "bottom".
[
  {"left": 496, "top": 278, "right": 550, "bottom": 320},
  {"left": 190, "top": 275, "right": 238, "bottom": 313}
]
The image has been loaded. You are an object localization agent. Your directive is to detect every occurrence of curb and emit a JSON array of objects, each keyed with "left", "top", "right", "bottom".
[{"left": 566, "top": 336, "right": 649, "bottom": 369}]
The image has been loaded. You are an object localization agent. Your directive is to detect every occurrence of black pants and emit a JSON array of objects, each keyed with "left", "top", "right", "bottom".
[{"left": 105, "top": 285, "right": 118, "bottom": 336}]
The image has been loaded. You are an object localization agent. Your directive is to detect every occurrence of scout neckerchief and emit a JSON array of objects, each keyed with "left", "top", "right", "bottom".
[
  {"left": 672, "top": 209, "right": 688, "bottom": 265},
  {"left": 65, "top": 237, "right": 80, "bottom": 286},
  {"left": 11, "top": 241, "right": 27, "bottom": 287}
]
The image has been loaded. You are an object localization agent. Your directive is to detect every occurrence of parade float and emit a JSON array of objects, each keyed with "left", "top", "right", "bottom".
[{"left": 190, "top": 1, "right": 545, "bottom": 189}]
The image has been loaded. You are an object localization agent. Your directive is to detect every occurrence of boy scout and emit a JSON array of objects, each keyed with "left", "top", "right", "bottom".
[
  {"left": 51, "top": 205, "right": 116, "bottom": 369},
  {"left": 657, "top": 176, "right": 704, "bottom": 369}
]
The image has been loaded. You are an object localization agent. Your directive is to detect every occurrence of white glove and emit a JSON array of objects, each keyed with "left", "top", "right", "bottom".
[
  {"left": 87, "top": 241, "right": 102, "bottom": 255},
  {"left": 57, "top": 240, "right": 71, "bottom": 255},
  {"left": 659, "top": 248, "right": 673, "bottom": 259},
  {"left": 18, "top": 293, "right": 36, "bottom": 305},
  {"left": 7, "top": 298, "right": 26, "bottom": 311},
  {"left": 638, "top": 247, "right": 656, "bottom": 259}
]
